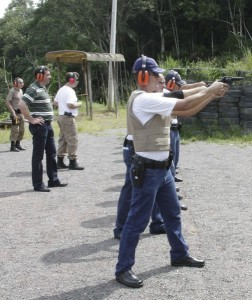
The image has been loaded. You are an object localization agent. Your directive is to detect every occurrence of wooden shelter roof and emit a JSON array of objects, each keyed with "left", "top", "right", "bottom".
[{"left": 45, "top": 50, "right": 125, "bottom": 64}]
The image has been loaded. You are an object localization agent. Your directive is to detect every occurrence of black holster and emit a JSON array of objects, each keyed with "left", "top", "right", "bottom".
[
  {"left": 131, "top": 155, "right": 145, "bottom": 188},
  {"left": 64, "top": 111, "right": 73, "bottom": 116}
]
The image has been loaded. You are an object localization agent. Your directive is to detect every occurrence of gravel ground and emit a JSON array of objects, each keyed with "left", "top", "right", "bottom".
[{"left": 0, "top": 128, "right": 251, "bottom": 300}]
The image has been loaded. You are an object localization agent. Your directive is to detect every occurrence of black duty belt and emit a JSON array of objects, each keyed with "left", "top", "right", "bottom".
[
  {"left": 134, "top": 154, "right": 172, "bottom": 169},
  {"left": 123, "top": 137, "right": 134, "bottom": 147},
  {"left": 64, "top": 111, "right": 73, "bottom": 117},
  {"left": 170, "top": 124, "right": 178, "bottom": 131},
  {"left": 126, "top": 139, "right": 134, "bottom": 146}
]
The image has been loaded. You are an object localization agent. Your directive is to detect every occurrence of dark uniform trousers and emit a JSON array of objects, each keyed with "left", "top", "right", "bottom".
[{"left": 29, "top": 122, "right": 59, "bottom": 189}]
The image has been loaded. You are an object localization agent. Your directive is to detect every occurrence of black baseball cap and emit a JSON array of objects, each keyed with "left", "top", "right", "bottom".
[
  {"left": 165, "top": 70, "right": 186, "bottom": 86},
  {"left": 132, "top": 56, "right": 165, "bottom": 75}
]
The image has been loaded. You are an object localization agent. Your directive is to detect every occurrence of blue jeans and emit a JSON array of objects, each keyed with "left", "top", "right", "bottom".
[
  {"left": 29, "top": 122, "right": 59, "bottom": 189},
  {"left": 114, "top": 143, "right": 164, "bottom": 236},
  {"left": 170, "top": 129, "right": 180, "bottom": 177},
  {"left": 115, "top": 166, "right": 189, "bottom": 275}
]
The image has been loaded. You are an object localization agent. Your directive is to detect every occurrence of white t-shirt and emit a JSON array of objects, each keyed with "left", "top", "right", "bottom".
[
  {"left": 132, "top": 90, "right": 177, "bottom": 161},
  {"left": 54, "top": 85, "right": 78, "bottom": 116}
]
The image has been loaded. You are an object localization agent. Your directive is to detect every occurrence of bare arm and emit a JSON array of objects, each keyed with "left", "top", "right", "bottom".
[
  {"left": 67, "top": 102, "right": 82, "bottom": 109},
  {"left": 18, "top": 100, "right": 44, "bottom": 125},
  {"left": 5, "top": 90, "right": 16, "bottom": 115},
  {"left": 181, "top": 81, "right": 207, "bottom": 90},
  {"left": 182, "top": 86, "right": 207, "bottom": 97},
  {"left": 172, "top": 81, "right": 228, "bottom": 117},
  {"left": 173, "top": 95, "right": 215, "bottom": 117}
]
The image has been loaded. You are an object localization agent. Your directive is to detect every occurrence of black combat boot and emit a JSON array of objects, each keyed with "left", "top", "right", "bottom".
[
  {"left": 10, "top": 141, "right": 19, "bottom": 152},
  {"left": 69, "top": 159, "right": 84, "bottom": 170},
  {"left": 57, "top": 156, "right": 68, "bottom": 169},
  {"left": 16, "top": 141, "right": 26, "bottom": 150}
]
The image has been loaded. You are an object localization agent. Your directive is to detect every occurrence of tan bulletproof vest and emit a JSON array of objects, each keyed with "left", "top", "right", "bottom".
[{"left": 127, "top": 91, "right": 171, "bottom": 152}]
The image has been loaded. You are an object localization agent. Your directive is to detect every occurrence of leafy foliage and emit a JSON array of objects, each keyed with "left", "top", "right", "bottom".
[{"left": 0, "top": 0, "right": 252, "bottom": 115}]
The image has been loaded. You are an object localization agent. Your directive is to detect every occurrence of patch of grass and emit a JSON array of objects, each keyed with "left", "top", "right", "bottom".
[
  {"left": 0, "top": 103, "right": 127, "bottom": 144},
  {"left": 1, "top": 103, "right": 252, "bottom": 145},
  {"left": 181, "top": 124, "right": 252, "bottom": 145}
]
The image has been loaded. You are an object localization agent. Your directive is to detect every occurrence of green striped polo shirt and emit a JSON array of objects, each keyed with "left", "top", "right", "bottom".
[{"left": 22, "top": 81, "right": 53, "bottom": 121}]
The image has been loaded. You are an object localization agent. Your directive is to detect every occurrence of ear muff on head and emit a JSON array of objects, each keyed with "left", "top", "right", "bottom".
[
  {"left": 167, "top": 78, "right": 176, "bottom": 90},
  {"left": 69, "top": 72, "right": 75, "bottom": 84},
  {"left": 137, "top": 55, "right": 149, "bottom": 86},
  {"left": 36, "top": 66, "right": 45, "bottom": 81},
  {"left": 66, "top": 72, "right": 76, "bottom": 84},
  {"left": 14, "top": 79, "right": 18, "bottom": 87}
]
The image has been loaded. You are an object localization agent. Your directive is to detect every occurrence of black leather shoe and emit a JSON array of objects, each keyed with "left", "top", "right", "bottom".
[
  {"left": 48, "top": 181, "right": 68, "bottom": 188},
  {"left": 10, "top": 146, "right": 19, "bottom": 152},
  {"left": 175, "top": 177, "right": 183, "bottom": 182},
  {"left": 171, "top": 256, "right": 205, "bottom": 268},
  {"left": 180, "top": 204, "right": 188, "bottom": 211},
  {"left": 116, "top": 270, "right": 143, "bottom": 288},
  {"left": 16, "top": 145, "right": 26, "bottom": 150},
  {"left": 178, "top": 195, "right": 183, "bottom": 200},
  {"left": 150, "top": 226, "right": 166, "bottom": 234},
  {"left": 114, "top": 232, "right": 122, "bottom": 240},
  {"left": 34, "top": 186, "right": 51, "bottom": 192}
]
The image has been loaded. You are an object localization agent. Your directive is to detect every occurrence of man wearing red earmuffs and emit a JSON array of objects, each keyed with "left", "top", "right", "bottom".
[
  {"left": 165, "top": 70, "right": 206, "bottom": 182},
  {"left": 54, "top": 72, "right": 84, "bottom": 170},
  {"left": 115, "top": 55, "right": 229, "bottom": 288},
  {"left": 19, "top": 66, "right": 68, "bottom": 192},
  {"left": 5, "top": 77, "right": 26, "bottom": 152}
]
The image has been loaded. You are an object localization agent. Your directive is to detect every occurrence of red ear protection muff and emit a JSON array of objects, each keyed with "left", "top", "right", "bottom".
[
  {"left": 166, "top": 70, "right": 176, "bottom": 90},
  {"left": 137, "top": 55, "right": 149, "bottom": 86},
  {"left": 167, "top": 77, "right": 176, "bottom": 90},
  {"left": 68, "top": 72, "right": 75, "bottom": 84},
  {"left": 66, "top": 72, "right": 78, "bottom": 84},
  {"left": 14, "top": 78, "right": 18, "bottom": 87},
  {"left": 36, "top": 66, "right": 45, "bottom": 81}
]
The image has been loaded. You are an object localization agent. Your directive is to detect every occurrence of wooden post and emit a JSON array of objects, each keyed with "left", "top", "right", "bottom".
[
  {"left": 112, "top": 62, "right": 118, "bottom": 118},
  {"left": 56, "top": 58, "right": 61, "bottom": 88},
  {"left": 87, "top": 62, "right": 93, "bottom": 120},
  {"left": 82, "top": 60, "right": 89, "bottom": 115}
]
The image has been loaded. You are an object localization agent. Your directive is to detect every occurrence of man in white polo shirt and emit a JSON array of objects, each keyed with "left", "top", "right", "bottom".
[{"left": 54, "top": 72, "right": 84, "bottom": 170}]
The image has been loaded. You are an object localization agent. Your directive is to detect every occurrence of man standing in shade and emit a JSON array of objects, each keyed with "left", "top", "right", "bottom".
[{"left": 19, "top": 66, "right": 68, "bottom": 192}]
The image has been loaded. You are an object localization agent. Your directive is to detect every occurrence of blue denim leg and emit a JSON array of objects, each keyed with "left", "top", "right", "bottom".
[
  {"left": 149, "top": 202, "right": 164, "bottom": 231},
  {"left": 114, "top": 143, "right": 164, "bottom": 235},
  {"left": 175, "top": 132, "right": 180, "bottom": 168},
  {"left": 115, "top": 167, "right": 189, "bottom": 275},
  {"left": 170, "top": 130, "right": 180, "bottom": 169},
  {"left": 156, "top": 169, "right": 189, "bottom": 261},
  {"left": 114, "top": 144, "right": 134, "bottom": 235}
]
